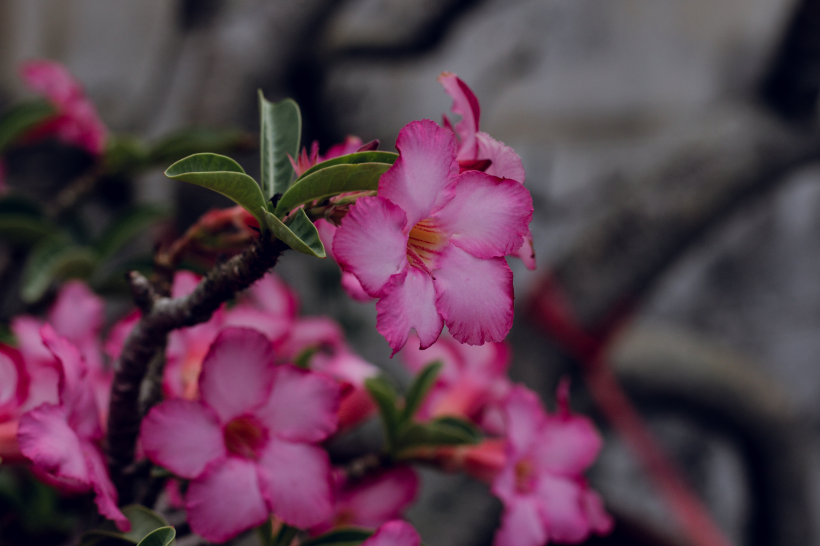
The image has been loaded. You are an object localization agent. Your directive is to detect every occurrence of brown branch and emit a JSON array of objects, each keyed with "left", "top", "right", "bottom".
[{"left": 107, "top": 235, "right": 289, "bottom": 501}]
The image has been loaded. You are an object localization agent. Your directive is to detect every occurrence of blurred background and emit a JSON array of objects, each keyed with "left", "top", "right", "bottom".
[{"left": 1, "top": 0, "right": 820, "bottom": 545}]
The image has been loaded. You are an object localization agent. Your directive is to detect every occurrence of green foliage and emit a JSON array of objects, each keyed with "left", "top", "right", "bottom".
[
  {"left": 136, "top": 527, "right": 175, "bottom": 546},
  {"left": 165, "top": 153, "right": 268, "bottom": 227},
  {"left": 301, "top": 528, "right": 374, "bottom": 546},
  {"left": 262, "top": 208, "right": 326, "bottom": 257},
  {"left": 21, "top": 237, "right": 97, "bottom": 303},
  {"left": 294, "top": 151, "right": 397, "bottom": 182},
  {"left": 274, "top": 161, "right": 392, "bottom": 217},
  {"left": 95, "top": 206, "right": 169, "bottom": 261},
  {"left": 0, "top": 100, "right": 55, "bottom": 151},
  {"left": 80, "top": 505, "right": 171, "bottom": 546},
  {"left": 365, "top": 375, "right": 402, "bottom": 449},
  {"left": 402, "top": 361, "right": 442, "bottom": 423},
  {"left": 259, "top": 92, "right": 301, "bottom": 199}
]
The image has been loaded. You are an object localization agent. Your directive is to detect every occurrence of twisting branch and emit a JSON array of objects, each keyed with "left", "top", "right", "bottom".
[{"left": 107, "top": 234, "right": 289, "bottom": 501}]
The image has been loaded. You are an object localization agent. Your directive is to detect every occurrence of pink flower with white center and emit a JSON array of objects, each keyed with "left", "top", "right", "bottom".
[
  {"left": 311, "top": 466, "right": 419, "bottom": 534},
  {"left": 362, "top": 521, "right": 421, "bottom": 546},
  {"left": 16, "top": 325, "right": 128, "bottom": 530},
  {"left": 333, "top": 120, "right": 533, "bottom": 353},
  {"left": 399, "top": 331, "right": 512, "bottom": 434},
  {"left": 439, "top": 72, "right": 535, "bottom": 270},
  {"left": 20, "top": 60, "right": 107, "bottom": 156},
  {"left": 140, "top": 327, "right": 340, "bottom": 543},
  {"left": 492, "top": 384, "right": 612, "bottom": 546}
]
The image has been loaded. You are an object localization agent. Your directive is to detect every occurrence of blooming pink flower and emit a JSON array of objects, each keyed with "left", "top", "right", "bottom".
[
  {"left": 0, "top": 344, "right": 28, "bottom": 462},
  {"left": 333, "top": 120, "right": 532, "bottom": 353},
  {"left": 439, "top": 72, "right": 535, "bottom": 270},
  {"left": 16, "top": 325, "right": 128, "bottom": 530},
  {"left": 492, "top": 384, "right": 612, "bottom": 546},
  {"left": 316, "top": 218, "right": 372, "bottom": 302},
  {"left": 311, "top": 466, "right": 419, "bottom": 534},
  {"left": 140, "top": 327, "right": 340, "bottom": 542},
  {"left": 20, "top": 60, "right": 107, "bottom": 156},
  {"left": 362, "top": 520, "right": 421, "bottom": 546},
  {"left": 399, "top": 331, "right": 511, "bottom": 433}
]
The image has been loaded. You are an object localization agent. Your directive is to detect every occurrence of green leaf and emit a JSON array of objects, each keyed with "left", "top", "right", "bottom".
[
  {"left": 294, "top": 151, "right": 398, "bottom": 182},
  {"left": 165, "top": 153, "right": 268, "bottom": 227},
  {"left": 0, "top": 213, "right": 59, "bottom": 245},
  {"left": 402, "top": 361, "right": 442, "bottom": 423},
  {"left": 148, "top": 127, "right": 249, "bottom": 166},
  {"left": 104, "top": 134, "right": 149, "bottom": 175},
  {"left": 21, "top": 238, "right": 97, "bottom": 303},
  {"left": 136, "top": 527, "right": 175, "bottom": 546},
  {"left": 301, "top": 528, "right": 374, "bottom": 546},
  {"left": 261, "top": 207, "right": 326, "bottom": 257},
  {"left": 397, "top": 417, "right": 482, "bottom": 452},
  {"left": 96, "top": 206, "right": 169, "bottom": 260},
  {"left": 122, "top": 505, "right": 170, "bottom": 542},
  {"left": 365, "top": 376, "right": 402, "bottom": 449},
  {"left": 259, "top": 92, "right": 301, "bottom": 199},
  {"left": 274, "top": 162, "right": 391, "bottom": 217},
  {"left": 0, "top": 100, "right": 55, "bottom": 151},
  {"left": 80, "top": 530, "right": 136, "bottom": 546}
]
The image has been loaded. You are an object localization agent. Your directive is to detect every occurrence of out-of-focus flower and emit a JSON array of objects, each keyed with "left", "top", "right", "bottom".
[
  {"left": 141, "top": 328, "right": 340, "bottom": 542},
  {"left": 492, "top": 384, "right": 612, "bottom": 546},
  {"left": 0, "top": 344, "right": 28, "bottom": 462},
  {"left": 311, "top": 466, "right": 419, "bottom": 534},
  {"left": 412, "top": 438, "right": 506, "bottom": 484},
  {"left": 439, "top": 72, "right": 535, "bottom": 270},
  {"left": 362, "top": 520, "right": 421, "bottom": 546},
  {"left": 16, "top": 326, "right": 128, "bottom": 530},
  {"left": 399, "top": 331, "right": 511, "bottom": 433},
  {"left": 334, "top": 120, "right": 533, "bottom": 352},
  {"left": 20, "top": 60, "right": 107, "bottom": 156}
]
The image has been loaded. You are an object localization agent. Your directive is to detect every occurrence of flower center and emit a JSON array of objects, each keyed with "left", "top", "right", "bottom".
[
  {"left": 514, "top": 458, "right": 536, "bottom": 494},
  {"left": 223, "top": 415, "right": 268, "bottom": 460},
  {"left": 406, "top": 218, "right": 447, "bottom": 275}
]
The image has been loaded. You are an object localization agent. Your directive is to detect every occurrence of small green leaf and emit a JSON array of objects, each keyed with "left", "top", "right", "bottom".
[
  {"left": 136, "top": 527, "right": 175, "bottom": 546},
  {"left": 21, "top": 238, "right": 97, "bottom": 303},
  {"left": 301, "top": 528, "right": 374, "bottom": 546},
  {"left": 274, "top": 162, "right": 391, "bottom": 217},
  {"left": 402, "top": 361, "right": 442, "bottom": 423},
  {"left": 262, "top": 208, "right": 326, "bottom": 257},
  {"left": 397, "top": 417, "right": 482, "bottom": 452},
  {"left": 0, "top": 100, "right": 55, "bottom": 151},
  {"left": 0, "top": 213, "right": 59, "bottom": 245},
  {"left": 365, "top": 376, "right": 402, "bottom": 449},
  {"left": 259, "top": 92, "right": 301, "bottom": 199},
  {"left": 96, "top": 206, "right": 169, "bottom": 260},
  {"left": 294, "top": 151, "right": 398, "bottom": 182},
  {"left": 122, "top": 505, "right": 170, "bottom": 542},
  {"left": 165, "top": 153, "right": 268, "bottom": 227}
]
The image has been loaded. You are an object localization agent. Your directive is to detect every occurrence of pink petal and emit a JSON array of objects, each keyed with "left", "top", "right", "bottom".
[
  {"left": 438, "top": 73, "right": 480, "bottom": 161},
  {"left": 247, "top": 273, "right": 299, "bottom": 318},
  {"left": 140, "top": 399, "right": 226, "bottom": 479},
  {"left": 475, "top": 132, "right": 526, "bottom": 184},
  {"left": 316, "top": 218, "right": 339, "bottom": 261},
  {"left": 277, "top": 317, "right": 346, "bottom": 361},
  {"left": 376, "top": 267, "right": 443, "bottom": 354},
  {"left": 172, "top": 270, "right": 201, "bottom": 298},
  {"left": 399, "top": 332, "right": 463, "bottom": 376},
  {"left": 20, "top": 60, "right": 83, "bottom": 108},
  {"left": 258, "top": 438, "right": 334, "bottom": 528},
  {"left": 223, "top": 306, "right": 292, "bottom": 345},
  {"left": 502, "top": 386, "right": 546, "bottom": 455},
  {"left": 340, "top": 467, "right": 419, "bottom": 528},
  {"left": 433, "top": 171, "right": 532, "bottom": 259},
  {"left": 535, "top": 474, "right": 589, "bottom": 543},
  {"left": 83, "top": 441, "right": 130, "bottom": 531},
  {"left": 378, "top": 120, "right": 459, "bottom": 227},
  {"left": 104, "top": 310, "right": 140, "bottom": 361},
  {"left": 255, "top": 365, "right": 339, "bottom": 442},
  {"left": 433, "top": 247, "right": 513, "bottom": 345},
  {"left": 186, "top": 457, "right": 270, "bottom": 543},
  {"left": 511, "top": 233, "right": 537, "bottom": 271},
  {"left": 334, "top": 196, "right": 409, "bottom": 298},
  {"left": 582, "top": 489, "right": 614, "bottom": 535},
  {"left": 322, "top": 136, "right": 365, "bottom": 160},
  {"left": 48, "top": 280, "right": 104, "bottom": 345},
  {"left": 17, "top": 404, "right": 89, "bottom": 487},
  {"left": 494, "top": 499, "right": 548, "bottom": 546},
  {"left": 199, "top": 328, "right": 277, "bottom": 423},
  {"left": 534, "top": 414, "right": 602, "bottom": 476},
  {"left": 0, "top": 421, "right": 22, "bottom": 462},
  {"left": 0, "top": 344, "right": 27, "bottom": 419},
  {"left": 363, "top": 521, "right": 421, "bottom": 546},
  {"left": 342, "top": 272, "right": 373, "bottom": 302}
]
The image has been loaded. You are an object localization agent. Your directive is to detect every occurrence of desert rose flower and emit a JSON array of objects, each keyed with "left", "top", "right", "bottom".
[
  {"left": 0, "top": 344, "right": 28, "bottom": 462},
  {"left": 16, "top": 326, "right": 128, "bottom": 530},
  {"left": 362, "top": 520, "right": 421, "bottom": 546},
  {"left": 439, "top": 72, "right": 535, "bottom": 270},
  {"left": 492, "top": 384, "right": 612, "bottom": 546},
  {"left": 333, "top": 120, "right": 532, "bottom": 352},
  {"left": 140, "top": 328, "right": 340, "bottom": 542}
]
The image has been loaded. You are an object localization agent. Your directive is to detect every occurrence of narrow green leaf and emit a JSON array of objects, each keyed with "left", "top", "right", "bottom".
[
  {"left": 21, "top": 238, "right": 97, "bottom": 303},
  {"left": 0, "top": 100, "right": 55, "bottom": 151},
  {"left": 79, "top": 530, "right": 136, "bottom": 546},
  {"left": 121, "top": 505, "right": 170, "bottom": 542},
  {"left": 402, "top": 361, "right": 442, "bottom": 423},
  {"left": 259, "top": 92, "right": 301, "bottom": 199},
  {"left": 165, "top": 153, "right": 268, "bottom": 227},
  {"left": 0, "top": 213, "right": 59, "bottom": 245},
  {"left": 294, "top": 151, "right": 398, "bottom": 182},
  {"left": 365, "top": 376, "right": 402, "bottom": 449},
  {"left": 301, "top": 528, "right": 373, "bottom": 546},
  {"left": 274, "top": 163, "right": 391, "bottom": 217},
  {"left": 136, "top": 527, "right": 175, "bottom": 546},
  {"left": 397, "top": 417, "right": 482, "bottom": 452},
  {"left": 96, "top": 206, "right": 169, "bottom": 260},
  {"left": 262, "top": 208, "right": 326, "bottom": 257}
]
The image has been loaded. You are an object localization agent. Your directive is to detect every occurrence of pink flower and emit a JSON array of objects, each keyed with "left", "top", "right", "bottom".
[
  {"left": 399, "top": 331, "right": 512, "bottom": 433},
  {"left": 361, "top": 520, "right": 421, "bottom": 546},
  {"left": 311, "top": 466, "right": 419, "bottom": 534},
  {"left": 492, "top": 384, "right": 612, "bottom": 546},
  {"left": 140, "top": 328, "right": 340, "bottom": 542},
  {"left": 0, "top": 344, "right": 28, "bottom": 462},
  {"left": 439, "top": 72, "right": 535, "bottom": 270},
  {"left": 16, "top": 325, "right": 128, "bottom": 530},
  {"left": 333, "top": 120, "right": 532, "bottom": 353},
  {"left": 316, "top": 218, "right": 372, "bottom": 302},
  {"left": 20, "top": 60, "right": 107, "bottom": 156}
]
